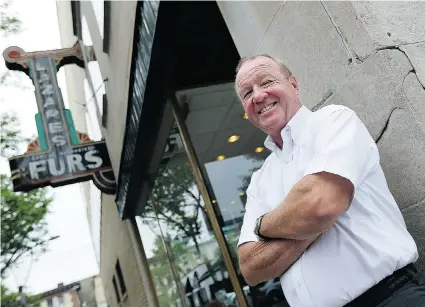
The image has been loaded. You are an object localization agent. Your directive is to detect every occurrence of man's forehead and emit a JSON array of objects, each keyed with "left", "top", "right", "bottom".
[{"left": 236, "top": 57, "right": 280, "bottom": 86}]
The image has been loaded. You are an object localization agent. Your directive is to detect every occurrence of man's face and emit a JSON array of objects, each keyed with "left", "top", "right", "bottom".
[{"left": 235, "top": 56, "right": 300, "bottom": 138}]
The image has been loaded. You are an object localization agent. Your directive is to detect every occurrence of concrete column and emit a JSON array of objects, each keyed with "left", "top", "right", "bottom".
[{"left": 218, "top": 1, "right": 425, "bottom": 273}]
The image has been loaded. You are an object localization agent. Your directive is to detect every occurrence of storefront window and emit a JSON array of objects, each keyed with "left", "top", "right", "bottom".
[
  {"left": 175, "top": 83, "right": 290, "bottom": 306},
  {"left": 140, "top": 123, "right": 240, "bottom": 307}
]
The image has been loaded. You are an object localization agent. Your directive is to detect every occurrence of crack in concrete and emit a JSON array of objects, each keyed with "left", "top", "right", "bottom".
[
  {"left": 377, "top": 40, "right": 425, "bottom": 49},
  {"left": 402, "top": 70, "right": 425, "bottom": 135},
  {"left": 312, "top": 89, "right": 334, "bottom": 111},
  {"left": 378, "top": 46, "right": 425, "bottom": 90},
  {"left": 256, "top": 1, "right": 288, "bottom": 53},
  {"left": 320, "top": 1, "right": 360, "bottom": 62},
  {"left": 358, "top": 46, "right": 425, "bottom": 90},
  {"left": 401, "top": 197, "right": 425, "bottom": 212},
  {"left": 375, "top": 107, "right": 402, "bottom": 144}
]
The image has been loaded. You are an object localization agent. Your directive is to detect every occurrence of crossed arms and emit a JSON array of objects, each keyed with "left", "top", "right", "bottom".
[
  {"left": 237, "top": 108, "right": 379, "bottom": 286},
  {"left": 238, "top": 172, "right": 354, "bottom": 286}
]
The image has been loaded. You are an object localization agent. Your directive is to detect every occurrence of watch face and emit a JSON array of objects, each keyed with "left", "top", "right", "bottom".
[{"left": 254, "top": 215, "right": 262, "bottom": 236}]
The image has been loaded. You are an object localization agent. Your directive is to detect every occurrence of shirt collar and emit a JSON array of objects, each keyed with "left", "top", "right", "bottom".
[{"left": 264, "top": 105, "right": 312, "bottom": 154}]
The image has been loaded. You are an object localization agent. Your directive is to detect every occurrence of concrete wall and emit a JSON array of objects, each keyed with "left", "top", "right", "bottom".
[
  {"left": 100, "top": 195, "right": 150, "bottom": 307},
  {"left": 93, "top": 275, "right": 108, "bottom": 306},
  {"left": 78, "top": 0, "right": 138, "bottom": 177},
  {"left": 218, "top": 1, "right": 425, "bottom": 273},
  {"left": 56, "top": 0, "right": 93, "bottom": 242},
  {"left": 57, "top": 2, "right": 155, "bottom": 306}
]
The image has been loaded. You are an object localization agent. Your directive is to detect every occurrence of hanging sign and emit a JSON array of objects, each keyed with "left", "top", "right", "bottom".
[{"left": 3, "top": 42, "right": 116, "bottom": 194}]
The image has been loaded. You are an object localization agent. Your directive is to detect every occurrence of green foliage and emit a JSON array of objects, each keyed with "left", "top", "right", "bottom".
[
  {"left": 1, "top": 285, "right": 40, "bottom": 307},
  {"left": 238, "top": 153, "right": 265, "bottom": 198},
  {"left": 0, "top": 113, "right": 29, "bottom": 157},
  {"left": 148, "top": 235, "right": 186, "bottom": 307},
  {"left": 1, "top": 174, "right": 52, "bottom": 277},
  {"left": 142, "top": 155, "right": 204, "bottom": 253},
  {"left": 0, "top": 0, "right": 22, "bottom": 36},
  {"left": 1, "top": 0, "right": 25, "bottom": 87},
  {"left": 1, "top": 114, "right": 53, "bottom": 278}
]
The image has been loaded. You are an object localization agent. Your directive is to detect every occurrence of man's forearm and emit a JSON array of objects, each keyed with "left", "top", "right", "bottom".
[
  {"left": 260, "top": 173, "right": 352, "bottom": 240},
  {"left": 238, "top": 236, "right": 316, "bottom": 286}
]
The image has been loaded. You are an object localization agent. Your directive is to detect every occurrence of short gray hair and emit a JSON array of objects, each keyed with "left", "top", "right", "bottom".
[{"left": 235, "top": 54, "right": 292, "bottom": 79}]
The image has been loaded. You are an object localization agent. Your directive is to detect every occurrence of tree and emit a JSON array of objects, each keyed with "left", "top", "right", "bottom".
[
  {"left": 1, "top": 285, "right": 40, "bottom": 307},
  {"left": 148, "top": 235, "right": 188, "bottom": 307},
  {"left": 0, "top": 113, "right": 29, "bottom": 157},
  {"left": 0, "top": 0, "right": 22, "bottom": 36},
  {"left": 142, "top": 154, "right": 204, "bottom": 254},
  {"left": 0, "top": 115, "right": 53, "bottom": 278},
  {"left": 0, "top": 175, "right": 53, "bottom": 277},
  {"left": 238, "top": 153, "right": 266, "bottom": 205},
  {"left": 1, "top": 0, "right": 25, "bottom": 86}
]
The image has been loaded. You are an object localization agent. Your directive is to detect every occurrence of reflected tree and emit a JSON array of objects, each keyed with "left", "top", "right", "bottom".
[
  {"left": 149, "top": 235, "right": 186, "bottom": 307},
  {"left": 238, "top": 153, "right": 265, "bottom": 205},
  {"left": 141, "top": 155, "right": 204, "bottom": 254},
  {"left": 141, "top": 154, "right": 219, "bottom": 285}
]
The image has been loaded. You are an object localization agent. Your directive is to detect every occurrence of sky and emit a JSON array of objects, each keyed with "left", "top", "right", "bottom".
[{"left": 1, "top": 0, "right": 99, "bottom": 294}]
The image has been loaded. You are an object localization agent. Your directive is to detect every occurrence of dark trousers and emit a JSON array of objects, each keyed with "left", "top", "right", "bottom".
[
  {"left": 376, "top": 273, "right": 425, "bottom": 307},
  {"left": 346, "top": 265, "right": 425, "bottom": 307}
]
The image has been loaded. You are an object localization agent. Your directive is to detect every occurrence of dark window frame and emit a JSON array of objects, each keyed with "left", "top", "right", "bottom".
[
  {"left": 103, "top": 0, "right": 111, "bottom": 53},
  {"left": 112, "top": 276, "right": 121, "bottom": 304},
  {"left": 115, "top": 260, "right": 127, "bottom": 296}
]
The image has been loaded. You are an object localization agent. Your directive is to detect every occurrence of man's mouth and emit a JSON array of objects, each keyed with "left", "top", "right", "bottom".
[{"left": 258, "top": 102, "right": 277, "bottom": 114}]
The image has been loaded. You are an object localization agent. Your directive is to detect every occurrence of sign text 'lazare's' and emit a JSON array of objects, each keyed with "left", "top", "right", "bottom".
[{"left": 3, "top": 42, "right": 116, "bottom": 194}]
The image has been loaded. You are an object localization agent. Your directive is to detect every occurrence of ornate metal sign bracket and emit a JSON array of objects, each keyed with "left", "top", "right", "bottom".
[{"left": 3, "top": 42, "right": 116, "bottom": 194}]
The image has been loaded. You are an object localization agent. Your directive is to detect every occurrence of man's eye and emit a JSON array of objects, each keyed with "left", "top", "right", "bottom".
[
  {"left": 262, "top": 80, "right": 273, "bottom": 86},
  {"left": 243, "top": 90, "right": 252, "bottom": 99}
]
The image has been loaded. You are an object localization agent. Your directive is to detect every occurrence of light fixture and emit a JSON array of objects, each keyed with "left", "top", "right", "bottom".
[
  {"left": 216, "top": 155, "right": 226, "bottom": 161},
  {"left": 255, "top": 146, "right": 264, "bottom": 153},
  {"left": 227, "top": 135, "right": 240, "bottom": 143},
  {"left": 242, "top": 113, "right": 248, "bottom": 119},
  {"left": 212, "top": 200, "right": 217, "bottom": 204},
  {"left": 239, "top": 192, "right": 245, "bottom": 196}
]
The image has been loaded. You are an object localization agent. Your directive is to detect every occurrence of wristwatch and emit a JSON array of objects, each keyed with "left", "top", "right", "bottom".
[{"left": 254, "top": 214, "right": 268, "bottom": 240}]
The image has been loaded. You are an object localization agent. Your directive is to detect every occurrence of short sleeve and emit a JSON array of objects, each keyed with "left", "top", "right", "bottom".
[
  {"left": 237, "top": 172, "right": 268, "bottom": 247},
  {"left": 304, "top": 108, "right": 379, "bottom": 190}
]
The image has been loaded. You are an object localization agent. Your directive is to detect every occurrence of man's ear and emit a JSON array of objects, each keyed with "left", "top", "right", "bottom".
[{"left": 290, "top": 76, "right": 299, "bottom": 95}]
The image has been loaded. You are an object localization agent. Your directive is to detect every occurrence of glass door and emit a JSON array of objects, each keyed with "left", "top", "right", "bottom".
[
  {"left": 138, "top": 110, "right": 247, "bottom": 307},
  {"left": 172, "top": 84, "right": 290, "bottom": 307}
]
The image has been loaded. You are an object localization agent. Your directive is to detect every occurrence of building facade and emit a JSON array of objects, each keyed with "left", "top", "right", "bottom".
[
  {"left": 56, "top": 1, "right": 425, "bottom": 307},
  {"left": 37, "top": 276, "right": 106, "bottom": 307},
  {"left": 38, "top": 282, "right": 80, "bottom": 307}
]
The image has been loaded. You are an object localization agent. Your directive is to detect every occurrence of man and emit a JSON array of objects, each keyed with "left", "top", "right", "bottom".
[{"left": 235, "top": 54, "right": 424, "bottom": 307}]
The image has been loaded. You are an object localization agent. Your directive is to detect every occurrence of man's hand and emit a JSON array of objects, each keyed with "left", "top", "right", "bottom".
[
  {"left": 260, "top": 172, "right": 353, "bottom": 240},
  {"left": 238, "top": 236, "right": 318, "bottom": 286}
]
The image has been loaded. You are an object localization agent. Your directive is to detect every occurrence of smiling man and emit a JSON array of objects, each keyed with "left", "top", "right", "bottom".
[{"left": 235, "top": 54, "right": 424, "bottom": 307}]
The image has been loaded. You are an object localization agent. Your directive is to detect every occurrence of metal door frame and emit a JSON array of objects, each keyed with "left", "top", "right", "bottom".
[{"left": 171, "top": 95, "right": 248, "bottom": 307}]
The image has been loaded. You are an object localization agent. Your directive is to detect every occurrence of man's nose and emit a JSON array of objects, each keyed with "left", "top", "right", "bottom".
[{"left": 252, "top": 87, "right": 268, "bottom": 103}]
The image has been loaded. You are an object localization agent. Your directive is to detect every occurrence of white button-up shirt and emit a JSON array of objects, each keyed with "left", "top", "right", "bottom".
[{"left": 238, "top": 105, "right": 418, "bottom": 307}]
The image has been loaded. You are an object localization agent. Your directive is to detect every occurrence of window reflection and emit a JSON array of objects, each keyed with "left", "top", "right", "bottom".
[
  {"left": 140, "top": 125, "right": 240, "bottom": 307},
  {"left": 176, "top": 81, "right": 291, "bottom": 306}
]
